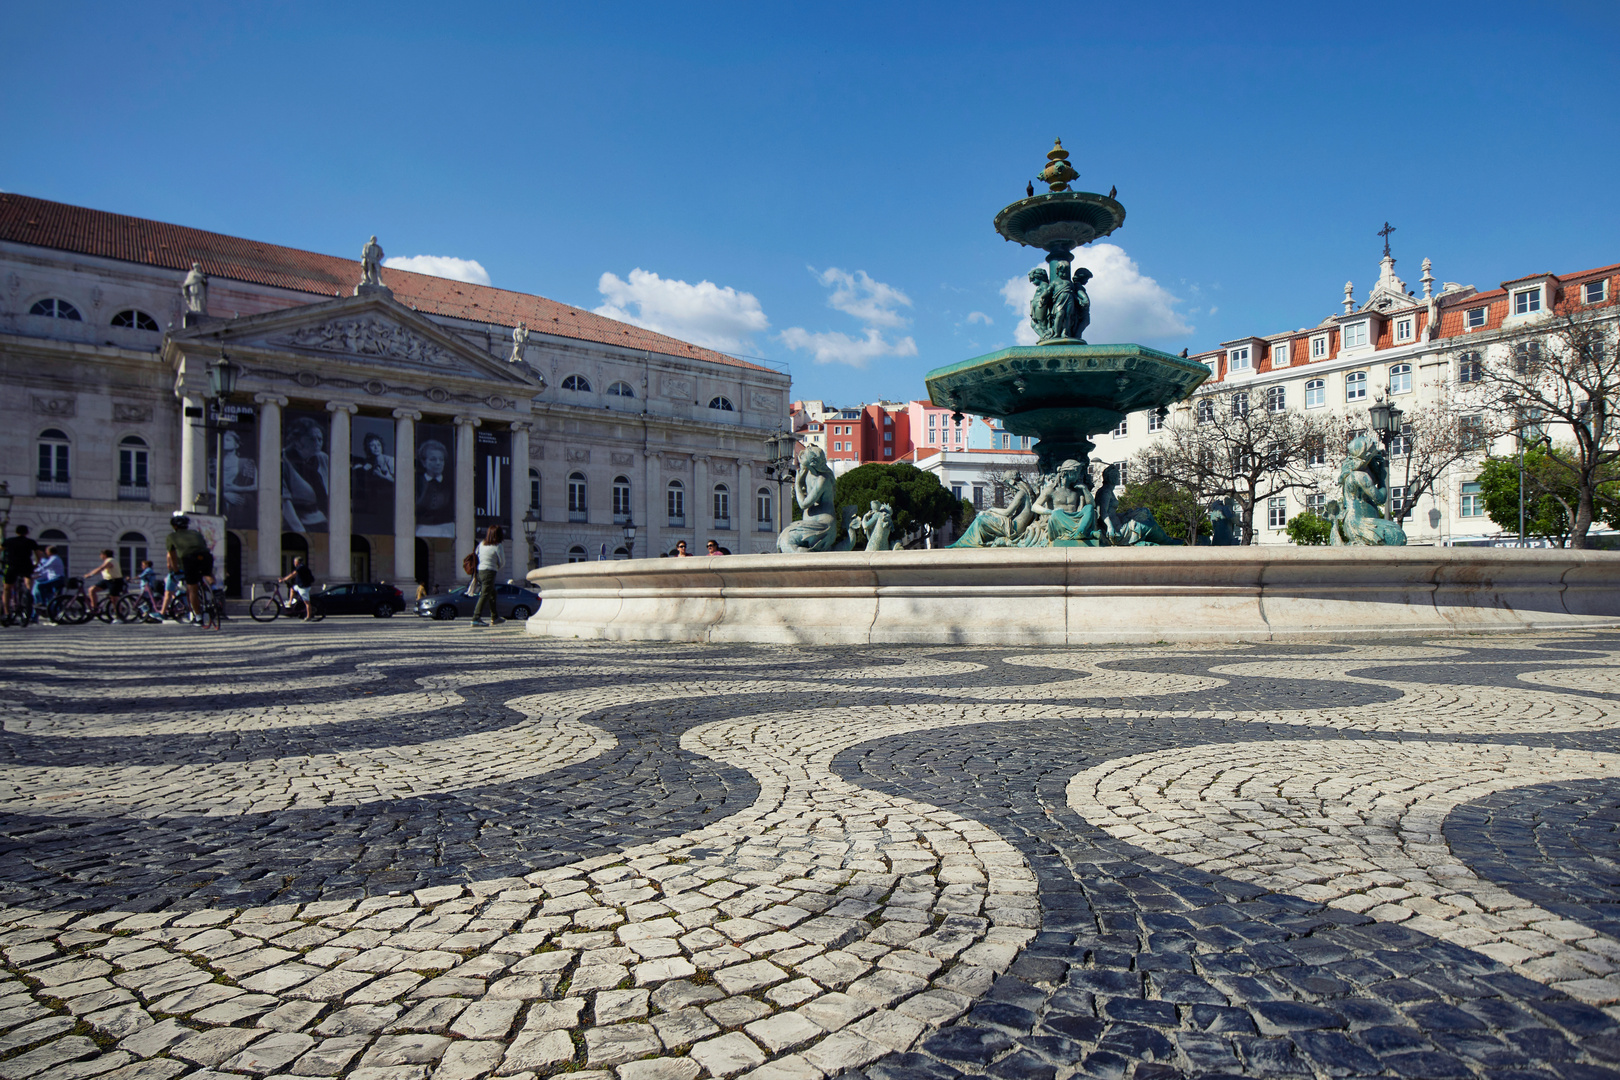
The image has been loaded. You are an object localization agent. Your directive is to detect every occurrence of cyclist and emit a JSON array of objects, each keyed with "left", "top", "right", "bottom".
[
  {"left": 2, "top": 525, "right": 39, "bottom": 622},
  {"left": 83, "top": 549, "right": 126, "bottom": 612},
  {"left": 33, "top": 546, "right": 66, "bottom": 610},
  {"left": 135, "top": 559, "right": 164, "bottom": 622},
  {"left": 164, "top": 515, "right": 212, "bottom": 625},
  {"left": 279, "top": 557, "right": 317, "bottom": 622}
]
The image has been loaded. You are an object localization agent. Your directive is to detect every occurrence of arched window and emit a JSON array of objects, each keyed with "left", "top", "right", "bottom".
[
  {"left": 612, "top": 546, "right": 630, "bottom": 560},
  {"left": 117, "top": 532, "right": 148, "bottom": 580},
  {"left": 756, "top": 487, "right": 773, "bottom": 530},
  {"left": 561, "top": 374, "right": 592, "bottom": 392},
  {"left": 567, "top": 471, "right": 587, "bottom": 522},
  {"left": 708, "top": 396, "right": 735, "bottom": 412},
  {"left": 119, "top": 436, "right": 149, "bottom": 499},
  {"left": 607, "top": 381, "right": 635, "bottom": 398},
  {"left": 529, "top": 468, "right": 541, "bottom": 512},
  {"left": 567, "top": 545, "right": 588, "bottom": 563},
  {"left": 37, "top": 429, "right": 70, "bottom": 496},
  {"left": 713, "top": 484, "right": 731, "bottom": 527},
  {"left": 1196, "top": 400, "right": 1214, "bottom": 425},
  {"left": 38, "top": 529, "right": 70, "bottom": 574},
  {"left": 1345, "top": 371, "right": 1368, "bottom": 401},
  {"left": 612, "top": 476, "right": 632, "bottom": 521},
  {"left": 1304, "top": 378, "right": 1326, "bottom": 408},
  {"left": 1388, "top": 363, "right": 1413, "bottom": 395},
  {"left": 29, "top": 298, "right": 81, "bottom": 321},
  {"left": 667, "top": 480, "right": 685, "bottom": 524},
  {"left": 111, "top": 309, "right": 159, "bottom": 331},
  {"left": 1266, "top": 386, "right": 1286, "bottom": 413}
]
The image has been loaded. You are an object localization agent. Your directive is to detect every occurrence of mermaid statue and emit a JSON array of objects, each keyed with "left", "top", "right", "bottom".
[
  {"left": 777, "top": 446, "right": 839, "bottom": 553},
  {"left": 1328, "top": 436, "right": 1407, "bottom": 546}
]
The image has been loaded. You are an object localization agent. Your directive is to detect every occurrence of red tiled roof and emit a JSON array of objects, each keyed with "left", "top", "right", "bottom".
[{"left": 0, "top": 192, "right": 771, "bottom": 373}]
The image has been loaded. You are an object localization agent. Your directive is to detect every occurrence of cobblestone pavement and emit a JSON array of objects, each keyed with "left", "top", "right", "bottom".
[{"left": 2, "top": 625, "right": 1619, "bottom": 1080}]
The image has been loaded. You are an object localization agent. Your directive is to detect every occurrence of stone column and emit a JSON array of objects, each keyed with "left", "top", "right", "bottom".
[
  {"left": 180, "top": 394, "right": 208, "bottom": 512},
  {"left": 693, "top": 455, "right": 709, "bottom": 543},
  {"left": 738, "top": 459, "right": 754, "bottom": 550},
  {"left": 454, "top": 416, "right": 480, "bottom": 562},
  {"left": 642, "top": 452, "right": 657, "bottom": 561},
  {"left": 509, "top": 423, "right": 530, "bottom": 576},
  {"left": 393, "top": 410, "right": 420, "bottom": 584},
  {"left": 254, "top": 394, "right": 287, "bottom": 579},
  {"left": 326, "top": 403, "right": 357, "bottom": 582}
]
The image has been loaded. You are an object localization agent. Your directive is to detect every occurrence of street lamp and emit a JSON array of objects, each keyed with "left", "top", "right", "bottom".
[
  {"left": 522, "top": 505, "right": 541, "bottom": 569},
  {"left": 1367, "top": 400, "right": 1403, "bottom": 447},
  {"left": 763, "top": 430, "right": 798, "bottom": 534},
  {"left": 622, "top": 513, "right": 637, "bottom": 560},
  {"left": 209, "top": 355, "right": 239, "bottom": 399},
  {"left": 206, "top": 351, "right": 241, "bottom": 518}
]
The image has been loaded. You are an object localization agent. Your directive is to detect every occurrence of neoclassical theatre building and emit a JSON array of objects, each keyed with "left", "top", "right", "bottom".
[{"left": 0, "top": 193, "right": 790, "bottom": 593}]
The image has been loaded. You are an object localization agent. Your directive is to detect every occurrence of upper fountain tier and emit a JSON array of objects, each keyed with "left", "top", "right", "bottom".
[{"left": 994, "top": 139, "right": 1126, "bottom": 257}]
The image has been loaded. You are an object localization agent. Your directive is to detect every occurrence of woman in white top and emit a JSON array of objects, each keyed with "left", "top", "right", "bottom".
[
  {"left": 84, "top": 549, "right": 125, "bottom": 610},
  {"left": 470, "top": 525, "right": 505, "bottom": 627}
]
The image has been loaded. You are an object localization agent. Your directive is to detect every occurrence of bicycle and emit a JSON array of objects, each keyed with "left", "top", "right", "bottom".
[
  {"left": 249, "top": 581, "right": 323, "bottom": 622},
  {"left": 51, "top": 579, "right": 139, "bottom": 625},
  {"left": 1, "top": 583, "right": 35, "bottom": 628}
]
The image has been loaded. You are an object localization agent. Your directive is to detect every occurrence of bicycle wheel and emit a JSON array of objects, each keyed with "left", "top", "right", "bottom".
[
  {"left": 113, "top": 595, "right": 140, "bottom": 623},
  {"left": 249, "top": 596, "right": 281, "bottom": 622},
  {"left": 95, "top": 598, "right": 116, "bottom": 624},
  {"left": 56, "top": 596, "right": 90, "bottom": 625}
]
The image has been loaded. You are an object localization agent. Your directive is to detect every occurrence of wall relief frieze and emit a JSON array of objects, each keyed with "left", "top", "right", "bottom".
[
  {"left": 661, "top": 376, "right": 692, "bottom": 400},
  {"left": 32, "top": 395, "right": 75, "bottom": 418},
  {"left": 566, "top": 448, "right": 590, "bottom": 463},
  {"left": 113, "top": 404, "right": 152, "bottom": 423},
  {"left": 749, "top": 390, "right": 780, "bottom": 412},
  {"left": 276, "top": 316, "right": 458, "bottom": 368},
  {"left": 610, "top": 451, "right": 635, "bottom": 466},
  {"left": 661, "top": 455, "right": 689, "bottom": 471},
  {"left": 710, "top": 460, "right": 735, "bottom": 477}
]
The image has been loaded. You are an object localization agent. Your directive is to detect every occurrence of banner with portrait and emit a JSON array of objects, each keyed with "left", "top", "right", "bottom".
[
  {"left": 414, "top": 422, "right": 456, "bottom": 538},
  {"left": 474, "top": 428, "right": 511, "bottom": 532},
  {"left": 350, "top": 416, "right": 396, "bottom": 535},
  {"left": 208, "top": 403, "right": 258, "bottom": 531},
  {"left": 281, "top": 408, "right": 331, "bottom": 534}
]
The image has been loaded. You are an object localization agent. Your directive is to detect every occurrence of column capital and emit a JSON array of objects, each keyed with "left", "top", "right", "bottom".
[
  {"left": 326, "top": 401, "right": 360, "bottom": 415},
  {"left": 509, "top": 421, "right": 532, "bottom": 434},
  {"left": 392, "top": 408, "right": 423, "bottom": 421},
  {"left": 253, "top": 393, "right": 289, "bottom": 407},
  {"left": 455, "top": 415, "right": 483, "bottom": 428}
]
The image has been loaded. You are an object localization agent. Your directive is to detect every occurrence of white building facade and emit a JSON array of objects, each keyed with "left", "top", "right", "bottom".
[{"left": 0, "top": 193, "right": 790, "bottom": 592}]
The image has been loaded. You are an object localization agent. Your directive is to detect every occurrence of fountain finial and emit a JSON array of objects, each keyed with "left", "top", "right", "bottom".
[{"left": 1038, "top": 139, "right": 1080, "bottom": 192}]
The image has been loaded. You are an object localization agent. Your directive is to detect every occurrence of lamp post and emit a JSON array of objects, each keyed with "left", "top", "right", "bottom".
[
  {"left": 522, "top": 506, "right": 541, "bottom": 570},
  {"left": 206, "top": 352, "right": 240, "bottom": 518},
  {"left": 763, "top": 431, "right": 798, "bottom": 535},
  {"left": 1367, "top": 399, "right": 1404, "bottom": 517},
  {"left": 622, "top": 513, "right": 637, "bottom": 560}
]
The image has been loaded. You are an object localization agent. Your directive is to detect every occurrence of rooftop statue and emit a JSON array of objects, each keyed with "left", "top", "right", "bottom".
[
  {"left": 360, "top": 235, "right": 386, "bottom": 289},
  {"left": 1330, "top": 436, "right": 1408, "bottom": 546},
  {"left": 182, "top": 262, "right": 208, "bottom": 315},
  {"left": 777, "top": 446, "right": 838, "bottom": 553},
  {"left": 510, "top": 322, "right": 529, "bottom": 363}
]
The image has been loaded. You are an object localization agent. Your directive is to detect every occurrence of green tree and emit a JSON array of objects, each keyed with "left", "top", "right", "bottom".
[
  {"left": 1285, "top": 511, "right": 1332, "bottom": 546},
  {"left": 1473, "top": 445, "right": 1609, "bottom": 545},
  {"left": 829, "top": 463, "right": 965, "bottom": 546},
  {"left": 1117, "top": 477, "right": 1208, "bottom": 543}
]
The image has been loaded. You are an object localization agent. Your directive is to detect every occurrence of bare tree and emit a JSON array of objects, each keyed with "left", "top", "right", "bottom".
[
  {"left": 1476, "top": 302, "right": 1620, "bottom": 547},
  {"left": 1138, "top": 386, "right": 1338, "bottom": 544}
]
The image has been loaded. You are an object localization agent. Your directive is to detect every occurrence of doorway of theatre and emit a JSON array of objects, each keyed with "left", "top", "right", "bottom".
[{"left": 351, "top": 535, "right": 371, "bottom": 583}]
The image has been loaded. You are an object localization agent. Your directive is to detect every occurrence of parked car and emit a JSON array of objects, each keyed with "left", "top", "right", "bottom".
[
  {"left": 311, "top": 582, "right": 407, "bottom": 618},
  {"left": 416, "top": 582, "right": 541, "bottom": 621}
]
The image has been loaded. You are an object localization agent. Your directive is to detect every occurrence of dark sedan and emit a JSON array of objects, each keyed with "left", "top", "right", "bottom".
[
  {"left": 311, "top": 582, "right": 407, "bottom": 618},
  {"left": 416, "top": 582, "right": 540, "bottom": 621}
]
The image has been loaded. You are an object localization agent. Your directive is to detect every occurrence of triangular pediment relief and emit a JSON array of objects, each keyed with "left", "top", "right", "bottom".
[{"left": 169, "top": 293, "right": 538, "bottom": 387}]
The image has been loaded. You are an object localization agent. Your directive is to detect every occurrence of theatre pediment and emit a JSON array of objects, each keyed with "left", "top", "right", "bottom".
[{"left": 167, "top": 293, "right": 537, "bottom": 388}]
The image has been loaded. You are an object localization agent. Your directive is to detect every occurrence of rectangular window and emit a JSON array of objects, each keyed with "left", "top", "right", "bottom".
[
  {"left": 1458, "top": 353, "right": 1483, "bottom": 383},
  {"left": 1460, "top": 415, "right": 1487, "bottom": 450},
  {"left": 972, "top": 485, "right": 985, "bottom": 509},
  {"left": 1305, "top": 379, "right": 1325, "bottom": 408},
  {"left": 1467, "top": 307, "right": 1487, "bottom": 330},
  {"left": 668, "top": 486, "right": 684, "bottom": 521},
  {"left": 1231, "top": 393, "right": 1249, "bottom": 418},
  {"left": 1343, "top": 322, "right": 1369, "bottom": 349},
  {"left": 1311, "top": 335, "right": 1328, "bottom": 359},
  {"left": 1390, "top": 486, "right": 1406, "bottom": 514},
  {"left": 1306, "top": 493, "right": 1325, "bottom": 515},
  {"left": 954, "top": 428, "right": 962, "bottom": 444},
  {"left": 1307, "top": 436, "right": 1326, "bottom": 467},
  {"left": 883, "top": 431, "right": 892, "bottom": 441},
  {"left": 1147, "top": 410, "right": 1163, "bottom": 432},
  {"left": 1388, "top": 363, "right": 1412, "bottom": 395},
  {"left": 1229, "top": 347, "right": 1251, "bottom": 371},
  {"left": 713, "top": 489, "right": 729, "bottom": 522},
  {"left": 927, "top": 431, "right": 936, "bottom": 445},
  {"left": 1197, "top": 400, "right": 1214, "bottom": 425},
  {"left": 884, "top": 447, "right": 892, "bottom": 457},
  {"left": 1345, "top": 371, "right": 1368, "bottom": 401},
  {"left": 928, "top": 414, "right": 936, "bottom": 426},
  {"left": 1460, "top": 481, "right": 1484, "bottom": 517},
  {"left": 612, "top": 481, "right": 631, "bottom": 519},
  {"left": 1513, "top": 287, "right": 1541, "bottom": 315},
  {"left": 951, "top": 484, "right": 963, "bottom": 501},
  {"left": 1116, "top": 462, "right": 1128, "bottom": 485},
  {"left": 1268, "top": 497, "right": 1287, "bottom": 529},
  {"left": 1395, "top": 317, "right": 1414, "bottom": 343},
  {"left": 1266, "top": 386, "right": 1285, "bottom": 413},
  {"left": 757, "top": 490, "right": 771, "bottom": 525},
  {"left": 119, "top": 447, "right": 148, "bottom": 488},
  {"left": 1273, "top": 341, "right": 1290, "bottom": 366},
  {"left": 1585, "top": 280, "right": 1609, "bottom": 305},
  {"left": 1112, "top": 418, "right": 1128, "bottom": 437},
  {"left": 567, "top": 478, "right": 587, "bottom": 518},
  {"left": 1389, "top": 423, "right": 1412, "bottom": 457}
]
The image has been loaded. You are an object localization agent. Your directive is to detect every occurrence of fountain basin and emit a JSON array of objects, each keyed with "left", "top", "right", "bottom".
[{"left": 524, "top": 547, "right": 1620, "bottom": 645}]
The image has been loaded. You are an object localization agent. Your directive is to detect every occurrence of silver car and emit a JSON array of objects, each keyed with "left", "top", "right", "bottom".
[{"left": 416, "top": 582, "right": 540, "bottom": 621}]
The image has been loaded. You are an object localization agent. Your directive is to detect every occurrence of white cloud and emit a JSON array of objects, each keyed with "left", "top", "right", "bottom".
[
  {"left": 814, "top": 267, "right": 912, "bottom": 328},
  {"left": 778, "top": 327, "right": 918, "bottom": 367},
  {"left": 780, "top": 266, "right": 917, "bottom": 368},
  {"left": 594, "top": 268, "right": 768, "bottom": 354},
  {"left": 383, "top": 254, "right": 492, "bottom": 286},
  {"left": 1000, "top": 243, "right": 1192, "bottom": 347},
  {"left": 966, "top": 311, "right": 992, "bottom": 325}
]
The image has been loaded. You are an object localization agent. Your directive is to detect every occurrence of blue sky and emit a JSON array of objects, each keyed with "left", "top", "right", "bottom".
[{"left": 4, "top": 2, "right": 1618, "bottom": 403}]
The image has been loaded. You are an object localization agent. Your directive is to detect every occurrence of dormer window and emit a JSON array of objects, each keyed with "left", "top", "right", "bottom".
[
  {"left": 1228, "top": 346, "right": 1251, "bottom": 371},
  {"left": 1310, "top": 334, "right": 1328, "bottom": 359},
  {"left": 1512, "top": 286, "right": 1542, "bottom": 316},
  {"left": 1343, "top": 321, "right": 1370, "bottom": 350},
  {"left": 1394, "top": 316, "right": 1414, "bottom": 344},
  {"left": 1584, "top": 280, "right": 1609, "bottom": 305},
  {"left": 1466, "top": 307, "right": 1488, "bottom": 330},
  {"left": 1272, "top": 341, "right": 1290, "bottom": 366}
]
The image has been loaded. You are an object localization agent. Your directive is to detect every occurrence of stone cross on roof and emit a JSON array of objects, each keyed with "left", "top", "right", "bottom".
[{"left": 1378, "top": 221, "right": 1396, "bottom": 259}]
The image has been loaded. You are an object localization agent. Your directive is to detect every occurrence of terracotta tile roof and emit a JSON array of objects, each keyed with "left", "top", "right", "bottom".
[{"left": 0, "top": 192, "right": 772, "bottom": 373}]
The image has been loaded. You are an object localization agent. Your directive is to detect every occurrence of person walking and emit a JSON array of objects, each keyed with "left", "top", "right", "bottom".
[{"left": 470, "top": 525, "right": 504, "bottom": 627}]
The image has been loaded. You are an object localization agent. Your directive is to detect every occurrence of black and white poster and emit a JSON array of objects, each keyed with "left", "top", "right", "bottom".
[
  {"left": 209, "top": 403, "right": 258, "bottom": 531},
  {"left": 350, "top": 415, "right": 396, "bottom": 535},
  {"left": 281, "top": 408, "right": 330, "bottom": 534},
  {"left": 474, "top": 428, "right": 511, "bottom": 531},
  {"left": 414, "top": 422, "right": 455, "bottom": 538}
]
